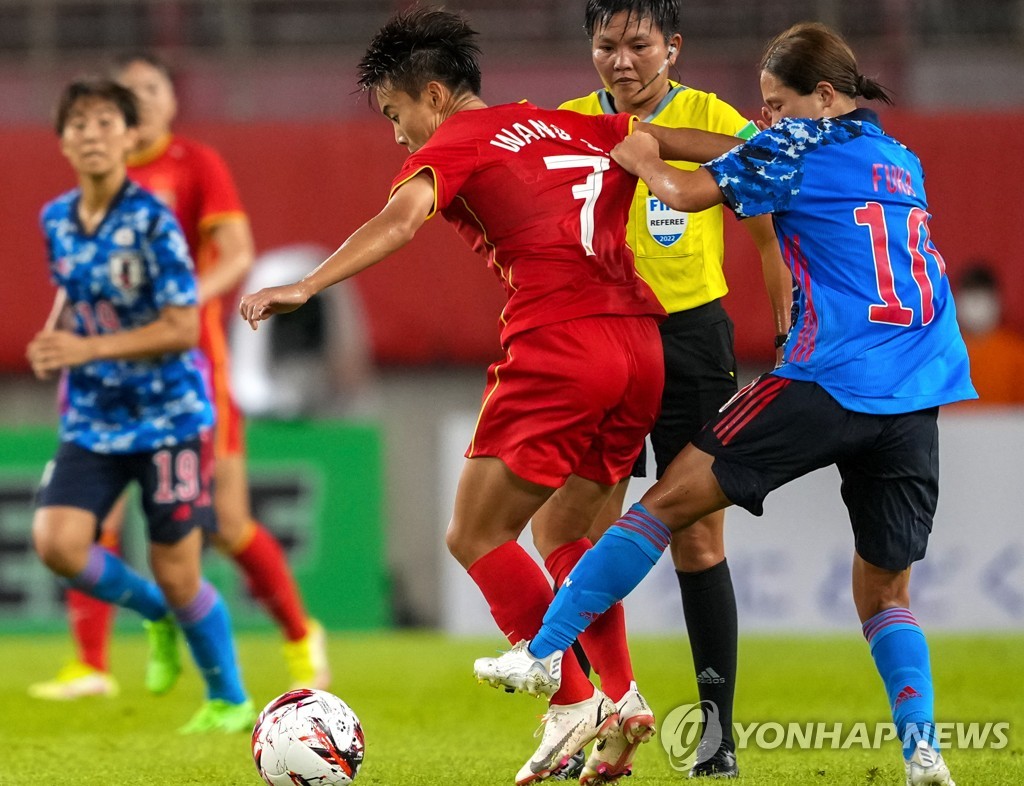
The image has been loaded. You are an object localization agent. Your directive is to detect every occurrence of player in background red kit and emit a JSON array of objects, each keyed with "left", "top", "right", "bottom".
[
  {"left": 239, "top": 9, "right": 743, "bottom": 784},
  {"left": 29, "top": 53, "right": 329, "bottom": 702}
]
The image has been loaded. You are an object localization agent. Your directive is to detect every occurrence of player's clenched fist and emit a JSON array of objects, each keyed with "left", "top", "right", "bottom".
[
  {"left": 239, "top": 281, "right": 313, "bottom": 330},
  {"left": 611, "top": 129, "right": 661, "bottom": 176}
]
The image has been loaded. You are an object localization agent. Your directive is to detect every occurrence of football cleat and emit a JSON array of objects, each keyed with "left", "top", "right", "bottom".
[
  {"left": 688, "top": 742, "right": 739, "bottom": 779},
  {"left": 548, "top": 749, "right": 586, "bottom": 781},
  {"left": 474, "top": 639, "right": 563, "bottom": 699},
  {"left": 515, "top": 690, "right": 618, "bottom": 785},
  {"left": 905, "top": 740, "right": 956, "bottom": 786},
  {"left": 283, "top": 619, "right": 332, "bottom": 690},
  {"left": 179, "top": 698, "right": 257, "bottom": 734},
  {"left": 28, "top": 660, "right": 119, "bottom": 701},
  {"left": 580, "top": 681, "right": 656, "bottom": 783},
  {"left": 144, "top": 615, "right": 182, "bottom": 695}
]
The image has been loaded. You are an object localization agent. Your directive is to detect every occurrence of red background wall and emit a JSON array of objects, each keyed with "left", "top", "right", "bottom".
[{"left": 4, "top": 112, "right": 1022, "bottom": 371}]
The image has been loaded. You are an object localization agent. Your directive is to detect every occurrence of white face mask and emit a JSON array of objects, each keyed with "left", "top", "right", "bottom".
[{"left": 957, "top": 290, "right": 1001, "bottom": 334}]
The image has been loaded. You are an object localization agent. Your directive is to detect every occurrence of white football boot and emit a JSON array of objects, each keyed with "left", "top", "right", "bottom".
[
  {"left": 515, "top": 690, "right": 618, "bottom": 785},
  {"left": 474, "top": 640, "right": 563, "bottom": 699},
  {"left": 905, "top": 740, "right": 956, "bottom": 786},
  {"left": 580, "top": 681, "right": 656, "bottom": 783}
]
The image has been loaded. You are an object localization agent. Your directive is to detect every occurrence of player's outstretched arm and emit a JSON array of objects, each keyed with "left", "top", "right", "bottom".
[
  {"left": 636, "top": 121, "right": 741, "bottom": 165},
  {"left": 612, "top": 130, "right": 724, "bottom": 213},
  {"left": 239, "top": 172, "right": 435, "bottom": 330},
  {"left": 27, "top": 304, "right": 200, "bottom": 375}
]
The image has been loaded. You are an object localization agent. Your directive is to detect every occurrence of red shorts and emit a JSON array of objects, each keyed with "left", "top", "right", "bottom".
[
  {"left": 202, "top": 327, "right": 245, "bottom": 459},
  {"left": 213, "top": 390, "right": 244, "bottom": 458},
  {"left": 468, "top": 315, "right": 664, "bottom": 487}
]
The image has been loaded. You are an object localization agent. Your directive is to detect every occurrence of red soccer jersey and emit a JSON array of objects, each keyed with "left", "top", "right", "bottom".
[
  {"left": 128, "top": 134, "right": 248, "bottom": 455},
  {"left": 128, "top": 134, "right": 246, "bottom": 273},
  {"left": 390, "top": 103, "right": 664, "bottom": 345}
]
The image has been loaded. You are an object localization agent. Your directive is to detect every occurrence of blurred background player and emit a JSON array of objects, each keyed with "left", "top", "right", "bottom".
[
  {"left": 954, "top": 261, "right": 1024, "bottom": 407},
  {"left": 29, "top": 77, "right": 254, "bottom": 732},
  {"left": 533, "top": 0, "right": 792, "bottom": 777},
  {"left": 477, "top": 21, "right": 974, "bottom": 786},
  {"left": 29, "top": 52, "right": 329, "bottom": 701}
]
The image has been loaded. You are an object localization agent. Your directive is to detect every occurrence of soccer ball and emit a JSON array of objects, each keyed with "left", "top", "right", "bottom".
[{"left": 252, "top": 688, "right": 365, "bottom": 785}]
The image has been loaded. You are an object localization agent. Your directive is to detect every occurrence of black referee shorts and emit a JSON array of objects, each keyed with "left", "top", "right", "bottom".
[
  {"left": 632, "top": 299, "right": 737, "bottom": 479},
  {"left": 692, "top": 375, "right": 940, "bottom": 571}
]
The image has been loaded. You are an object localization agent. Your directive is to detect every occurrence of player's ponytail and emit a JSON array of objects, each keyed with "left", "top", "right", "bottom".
[
  {"left": 761, "top": 22, "right": 894, "bottom": 106},
  {"left": 854, "top": 73, "right": 894, "bottom": 105}
]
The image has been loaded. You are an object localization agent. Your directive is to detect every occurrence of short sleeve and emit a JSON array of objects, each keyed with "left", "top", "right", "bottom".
[
  {"left": 703, "top": 93, "right": 752, "bottom": 138},
  {"left": 194, "top": 144, "right": 246, "bottom": 232},
  {"left": 390, "top": 133, "right": 480, "bottom": 215},
  {"left": 566, "top": 111, "right": 633, "bottom": 152},
  {"left": 146, "top": 204, "right": 199, "bottom": 309},
  {"left": 703, "top": 124, "right": 805, "bottom": 219}
]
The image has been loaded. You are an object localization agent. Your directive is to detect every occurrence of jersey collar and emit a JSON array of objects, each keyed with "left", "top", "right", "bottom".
[
  {"left": 72, "top": 178, "right": 133, "bottom": 238},
  {"left": 837, "top": 107, "right": 881, "bottom": 128},
  {"left": 597, "top": 81, "right": 687, "bottom": 122},
  {"left": 128, "top": 133, "right": 173, "bottom": 167}
]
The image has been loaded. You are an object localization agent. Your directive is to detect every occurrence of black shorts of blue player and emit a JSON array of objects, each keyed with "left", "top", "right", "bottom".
[
  {"left": 36, "top": 436, "right": 216, "bottom": 545},
  {"left": 692, "top": 375, "right": 938, "bottom": 572}
]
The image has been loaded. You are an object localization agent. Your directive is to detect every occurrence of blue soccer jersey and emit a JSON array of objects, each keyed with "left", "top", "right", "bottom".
[
  {"left": 41, "top": 180, "right": 214, "bottom": 453},
  {"left": 705, "top": 109, "right": 976, "bottom": 414}
]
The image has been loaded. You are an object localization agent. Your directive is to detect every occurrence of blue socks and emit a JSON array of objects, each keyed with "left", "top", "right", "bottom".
[
  {"left": 531, "top": 503, "right": 671, "bottom": 658},
  {"left": 68, "top": 545, "right": 168, "bottom": 621},
  {"left": 863, "top": 607, "right": 937, "bottom": 758},
  {"left": 70, "top": 547, "right": 246, "bottom": 704},
  {"left": 173, "top": 581, "right": 247, "bottom": 704}
]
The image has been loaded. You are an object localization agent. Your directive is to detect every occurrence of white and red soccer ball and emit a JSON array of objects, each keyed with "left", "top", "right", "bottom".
[{"left": 252, "top": 689, "right": 365, "bottom": 785}]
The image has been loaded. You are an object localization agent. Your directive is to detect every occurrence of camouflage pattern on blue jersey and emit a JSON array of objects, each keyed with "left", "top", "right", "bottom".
[
  {"left": 41, "top": 180, "right": 214, "bottom": 454},
  {"left": 705, "top": 117, "right": 868, "bottom": 218},
  {"left": 700, "top": 110, "right": 976, "bottom": 414}
]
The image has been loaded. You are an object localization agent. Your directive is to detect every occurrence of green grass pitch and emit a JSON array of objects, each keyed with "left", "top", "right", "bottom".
[{"left": 2, "top": 632, "right": 1022, "bottom": 784}]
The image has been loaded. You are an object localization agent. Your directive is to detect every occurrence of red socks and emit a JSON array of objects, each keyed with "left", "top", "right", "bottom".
[
  {"left": 67, "top": 534, "right": 121, "bottom": 672},
  {"left": 545, "top": 538, "right": 634, "bottom": 701},
  {"left": 67, "top": 588, "right": 116, "bottom": 672},
  {"left": 468, "top": 541, "right": 594, "bottom": 705},
  {"left": 232, "top": 523, "right": 309, "bottom": 641}
]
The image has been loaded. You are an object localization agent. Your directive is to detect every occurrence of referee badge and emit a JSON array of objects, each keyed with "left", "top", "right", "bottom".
[{"left": 646, "top": 196, "right": 689, "bottom": 247}]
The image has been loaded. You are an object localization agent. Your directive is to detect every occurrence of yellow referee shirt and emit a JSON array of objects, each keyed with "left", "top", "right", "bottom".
[{"left": 560, "top": 82, "right": 757, "bottom": 314}]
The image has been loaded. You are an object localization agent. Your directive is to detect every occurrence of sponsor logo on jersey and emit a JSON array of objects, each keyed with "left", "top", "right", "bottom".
[{"left": 646, "top": 196, "right": 689, "bottom": 247}]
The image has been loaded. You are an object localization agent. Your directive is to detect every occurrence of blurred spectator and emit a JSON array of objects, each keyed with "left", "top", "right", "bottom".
[
  {"left": 230, "top": 244, "right": 376, "bottom": 419},
  {"left": 956, "top": 261, "right": 1024, "bottom": 406}
]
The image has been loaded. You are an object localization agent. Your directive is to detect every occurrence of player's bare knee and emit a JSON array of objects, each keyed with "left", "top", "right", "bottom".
[
  {"left": 670, "top": 542, "right": 723, "bottom": 573},
  {"left": 153, "top": 570, "right": 201, "bottom": 608},
  {"left": 212, "top": 508, "right": 248, "bottom": 543},
  {"left": 532, "top": 515, "right": 589, "bottom": 561},
  {"left": 33, "top": 537, "right": 76, "bottom": 575},
  {"left": 669, "top": 516, "right": 725, "bottom": 571},
  {"left": 210, "top": 527, "right": 244, "bottom": 555},
  {"left": 444, "top": 521, "right": 473, "bottom": 568},
  {"left": 853, "top": 579, "right": 910, "bottom": 621}
]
